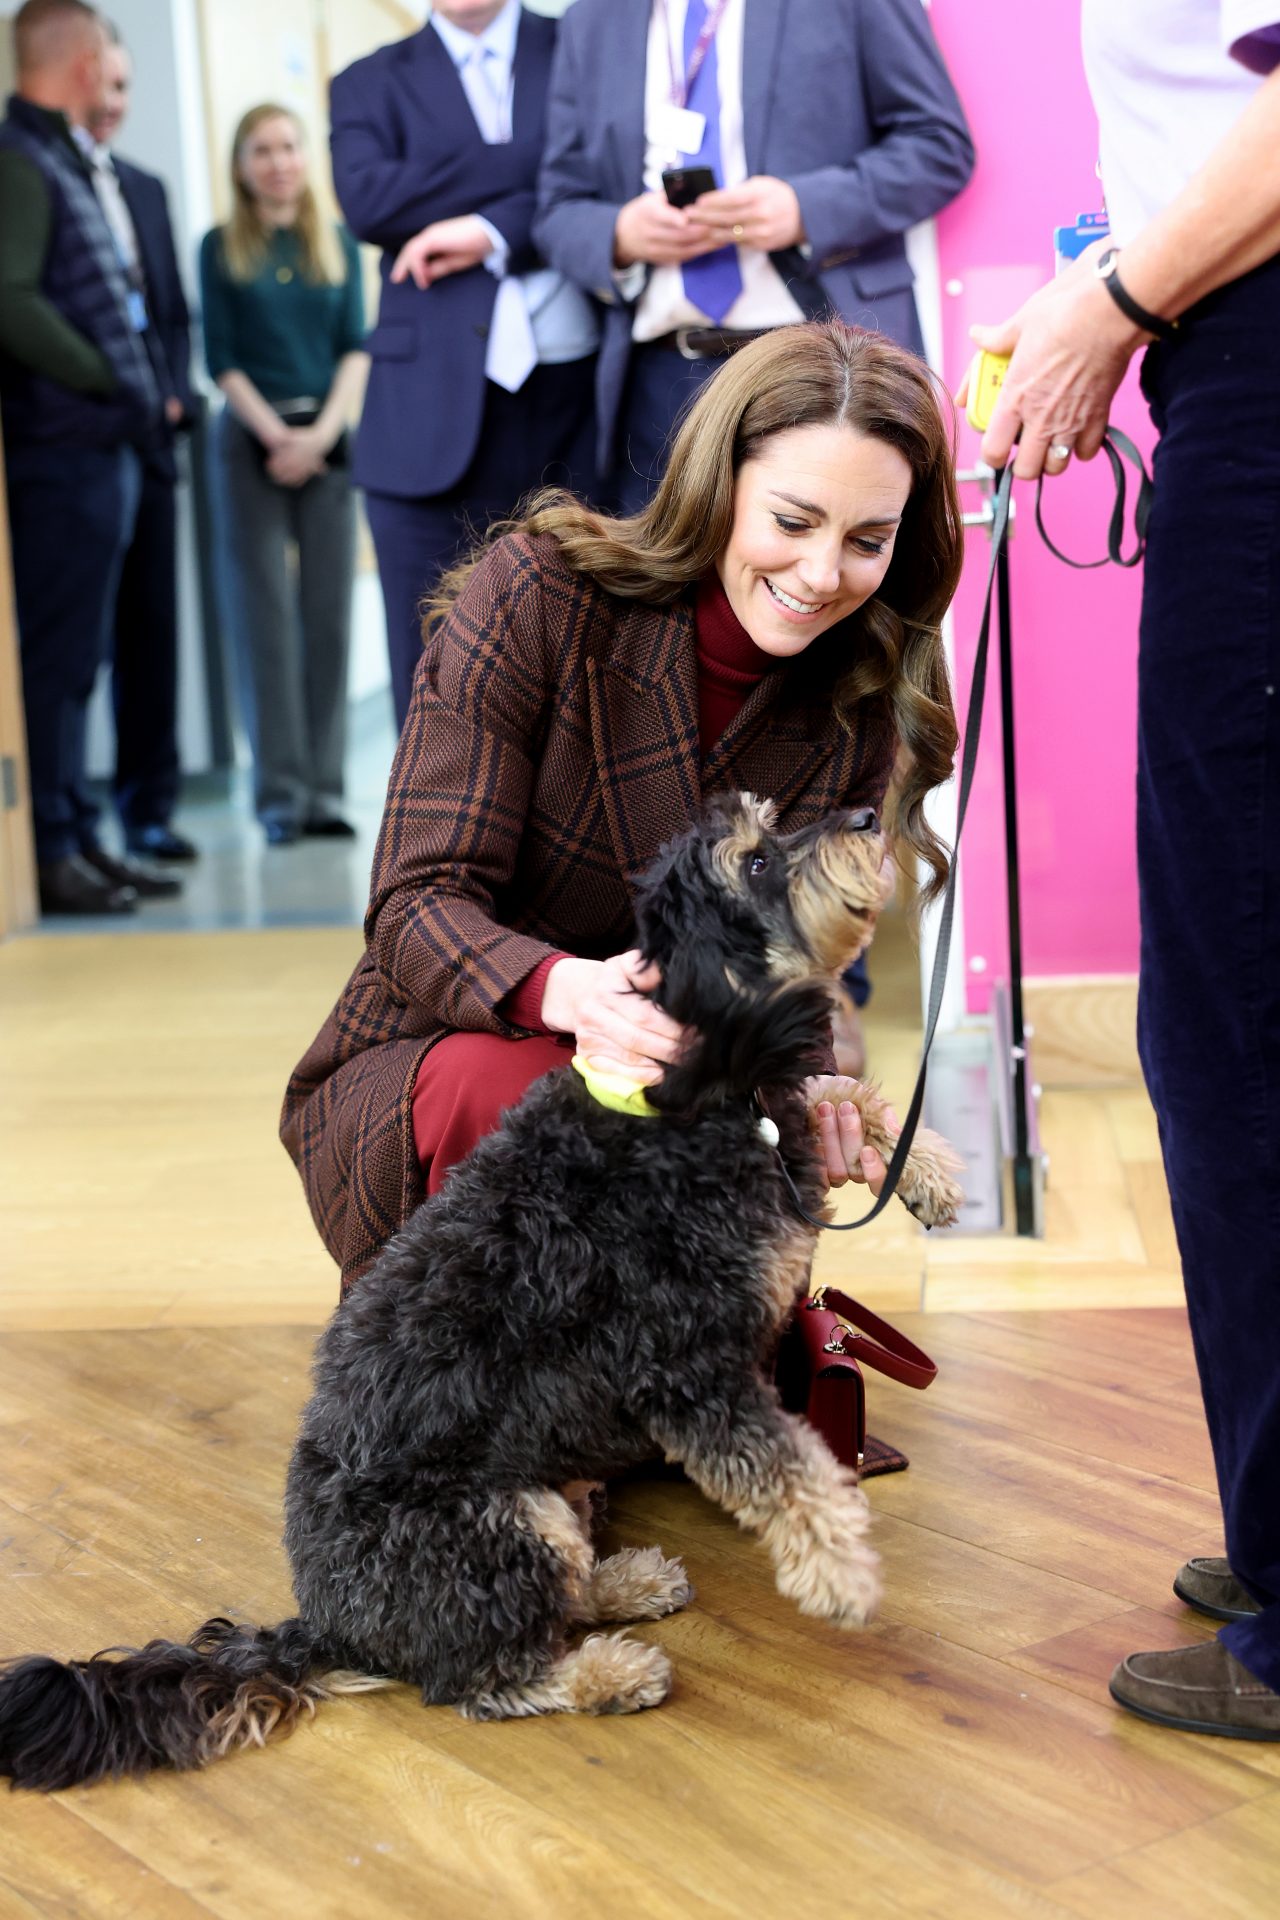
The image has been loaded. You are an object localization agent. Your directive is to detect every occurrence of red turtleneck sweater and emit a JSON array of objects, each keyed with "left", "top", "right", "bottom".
[{"left": 501, "top": 571, "right": 780, "bottom": 1031}]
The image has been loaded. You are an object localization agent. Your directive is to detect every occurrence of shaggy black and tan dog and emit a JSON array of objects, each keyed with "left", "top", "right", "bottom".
[{"left": 0, "top": 794, "right": 962, "bottom": 1789}]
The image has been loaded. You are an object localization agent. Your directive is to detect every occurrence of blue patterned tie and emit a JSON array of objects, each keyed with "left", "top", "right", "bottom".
[{"left": 679, "top": 0, "right": 744, "bottom": 324}]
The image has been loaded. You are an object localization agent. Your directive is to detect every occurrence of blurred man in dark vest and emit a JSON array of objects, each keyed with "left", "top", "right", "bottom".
[
  {"left": 0, "top": 0, "right": 179, "bottom": 913},
  {"left": 86, "top": 23, "right": 198, "bottom": 864}
]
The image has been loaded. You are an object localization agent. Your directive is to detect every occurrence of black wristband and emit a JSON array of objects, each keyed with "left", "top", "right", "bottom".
[{"left": 1094, "top": 248, "right": 1179, "bottom": 340}]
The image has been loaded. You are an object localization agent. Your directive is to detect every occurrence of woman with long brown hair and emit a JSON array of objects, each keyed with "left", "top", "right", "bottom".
[
  {"left": 201, "top": 104, "right": 367, "bottom": 844},
  {"left": 282, "top": 320, "right": 963, "bottom": 1292}
]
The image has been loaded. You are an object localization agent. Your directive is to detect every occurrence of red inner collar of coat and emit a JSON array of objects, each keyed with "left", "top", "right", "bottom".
[{"left": 694, "top": 568, "right": 784, "bottom": 682}]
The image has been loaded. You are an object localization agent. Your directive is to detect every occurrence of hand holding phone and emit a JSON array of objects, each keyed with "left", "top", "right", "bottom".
[{"left": 662, "top": 165, "right": 717, "bottom": 209}]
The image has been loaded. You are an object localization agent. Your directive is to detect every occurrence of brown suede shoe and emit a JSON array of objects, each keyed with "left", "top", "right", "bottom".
[
  {"left": 1174, "top": 1556, "right": 1262, "bottom": 1623},
  {"left": 1110, "top": 1640, "right": 1280, "bottom": 1739}
]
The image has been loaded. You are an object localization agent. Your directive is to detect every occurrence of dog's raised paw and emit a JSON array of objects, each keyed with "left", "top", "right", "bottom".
[
  {"left": 777, "top": 1540, "right": 883, "bottom": 1629},
  {"left": 898, "top": 1128, "right": 965, "bottom": 1230},
  {"left": 769, "top": 1486, "right": 882, "bottom": 1628}
]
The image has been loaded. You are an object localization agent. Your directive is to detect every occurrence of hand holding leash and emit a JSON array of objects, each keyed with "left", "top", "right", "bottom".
[{"left": 958, "top": 241, "right": 1144, "bottom": 479}]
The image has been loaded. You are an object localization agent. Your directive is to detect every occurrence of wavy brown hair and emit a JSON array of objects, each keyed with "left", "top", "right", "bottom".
[
  {"left": 221, "top": 104, "right": 343, "bottom": 287},
  {"left": 427, "top": 321, "right": 963, "bottom": 899}
]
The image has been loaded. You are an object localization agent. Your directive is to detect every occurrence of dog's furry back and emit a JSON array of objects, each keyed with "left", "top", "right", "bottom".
[
  {"left": 0, "top": 792, "right": 904, "bottom": 1785},
  {"left": 0, "top": 970, "right": 833, "bottom": 1787},
  {"left": 284, "top": 974, "right": 833, "bottom": 1692}
]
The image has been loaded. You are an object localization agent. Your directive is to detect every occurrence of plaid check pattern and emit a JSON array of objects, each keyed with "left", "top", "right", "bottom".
[{"left": 280, "top": 532, "right": 897, "bottom": 1292}]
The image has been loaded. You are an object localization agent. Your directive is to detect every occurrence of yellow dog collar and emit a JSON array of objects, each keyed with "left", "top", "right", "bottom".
[{"left": 570, "top": 1053, "right": 659, "bottom": 1119}]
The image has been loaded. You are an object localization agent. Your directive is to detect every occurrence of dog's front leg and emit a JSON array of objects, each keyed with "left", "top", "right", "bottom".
[
  {"left": 806, "top": 1074, "right": 964, "bottom": 1229},
  {"left": 647, "top": 1387, "right": 881, "bottom": 1627}
]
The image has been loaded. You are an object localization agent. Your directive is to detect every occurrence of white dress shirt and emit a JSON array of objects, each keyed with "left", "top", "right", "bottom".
[
  {"left": 630, "top": 0, "right": 805, "bottom": 340},
  {"left": 70, "top": 125, "right": 148, "bottom": 332},
  {"left": 430, "top": 0, "right": 598, "bottom": 387},
  {"left": 1082, "top": 0, "right": 1278, "bottom": 244}
]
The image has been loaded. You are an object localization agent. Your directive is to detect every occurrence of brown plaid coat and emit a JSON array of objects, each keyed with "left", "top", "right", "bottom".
[{"left": 281, "top": 531, "right": 897, "bottom": 1292}]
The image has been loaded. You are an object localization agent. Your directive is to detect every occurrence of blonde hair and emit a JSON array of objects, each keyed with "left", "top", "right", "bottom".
[
  {"left": 221, "top": 103, "right": 343, "bottom": 287},
  {"left": 427, "top": 321, "right": 965, "bottom": 900}
]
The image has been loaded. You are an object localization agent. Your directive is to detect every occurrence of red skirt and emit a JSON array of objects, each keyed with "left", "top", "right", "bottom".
[{"left": 411, "top": 1031, "right": 575, "bottom": 1194}]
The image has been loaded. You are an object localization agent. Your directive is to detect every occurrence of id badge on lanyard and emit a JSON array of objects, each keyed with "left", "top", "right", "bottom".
[{"left": 652, "top": 0, "right": 731, "bottom": 155}]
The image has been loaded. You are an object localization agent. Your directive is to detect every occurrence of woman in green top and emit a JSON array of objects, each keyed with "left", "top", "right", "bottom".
[{"left": 201, "top": 103, "right": 367, "bottom": 844}]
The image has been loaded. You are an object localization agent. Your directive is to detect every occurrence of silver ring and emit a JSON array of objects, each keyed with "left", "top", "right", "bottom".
[{"left": 1048, "top": 442, "right": 1073, "bottom": 461}]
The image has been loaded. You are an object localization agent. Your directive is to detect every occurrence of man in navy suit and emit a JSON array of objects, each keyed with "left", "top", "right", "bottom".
[
  {"left": 331, "top": 0, "right": 599, "bottom": 728},
  {"left": 535, "top": 0, "right": 975, "bottom": 510},
  {"left": 87, "top": 25, "right": 198, "bottom": 862}
]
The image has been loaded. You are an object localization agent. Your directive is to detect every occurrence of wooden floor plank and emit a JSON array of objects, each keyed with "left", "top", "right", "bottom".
[
  {"left": 1046, "top": 1795, "right": 1280, "bottom": 1920},
  {"left": 3, "top": 1313, "right": 1276, "bottom": 1918},
  {"left": 0, "top": 1801, "right": 214, "bottom": 1920}
]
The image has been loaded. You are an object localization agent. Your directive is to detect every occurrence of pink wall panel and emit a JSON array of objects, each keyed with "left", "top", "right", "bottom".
[{"left": 929, "top": 1, "right": 1150, "bottom": 1009}]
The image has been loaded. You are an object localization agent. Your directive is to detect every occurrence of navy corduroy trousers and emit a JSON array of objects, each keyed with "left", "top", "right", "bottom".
[{"left": 1136, "top": 252, "right": 1280, "bottom": 1687}]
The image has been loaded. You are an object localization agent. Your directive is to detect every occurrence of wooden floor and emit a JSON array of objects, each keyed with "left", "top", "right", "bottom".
[{"left": 3, "top": 923, "right": 1273, "bottom": 1918}]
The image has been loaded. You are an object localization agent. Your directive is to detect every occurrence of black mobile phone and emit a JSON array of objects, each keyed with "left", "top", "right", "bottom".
[{"left": 662, "top": 165, "right": 717, "bottom": 209}]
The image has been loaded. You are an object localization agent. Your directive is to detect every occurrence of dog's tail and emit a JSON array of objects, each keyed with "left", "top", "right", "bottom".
[
  {"left": 0, "top": 1615, "right": 387, "bottom": 1791},
  {"left": 650, "top": 975, "right": 834, "bottom": 1115}
]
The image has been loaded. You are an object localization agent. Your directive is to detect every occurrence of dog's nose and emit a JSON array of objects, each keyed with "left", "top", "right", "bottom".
[{"left": 848, "top": 808, "right": 880, "bottom": 834}]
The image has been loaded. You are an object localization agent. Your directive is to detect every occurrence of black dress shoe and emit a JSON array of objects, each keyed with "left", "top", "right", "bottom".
[
  {"left": 125, "top": 824, "right": 199, "bottom": 862},
  {"left": 38, "top": 855, "right": 138, "bottom": 916},
  {"left": 263, "top": 817, "right": 301, "bottom": 846},
  {"left": 302, "top": 813, "right": 357, "bottom": 839},
  {"left": 80, "top": 843, "right": 183, "bottom": 899}
]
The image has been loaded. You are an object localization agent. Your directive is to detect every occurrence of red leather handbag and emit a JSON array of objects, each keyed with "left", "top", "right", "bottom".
[{"left": 774, "top": 1287, "right": 938, "bottom": 1478}]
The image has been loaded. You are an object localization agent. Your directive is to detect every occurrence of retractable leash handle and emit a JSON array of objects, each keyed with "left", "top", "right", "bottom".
[{"left": 774, "top": 465, "right": 1016, "bottom": 1233}]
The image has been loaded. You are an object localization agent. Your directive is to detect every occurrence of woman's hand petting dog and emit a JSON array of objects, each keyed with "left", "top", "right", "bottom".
[
  {"left": 804, "top": 1075, "right": 898, "bottom": 1195},
  {"left": 542, "top": 950, "right": 693, "bottom": 1083}
]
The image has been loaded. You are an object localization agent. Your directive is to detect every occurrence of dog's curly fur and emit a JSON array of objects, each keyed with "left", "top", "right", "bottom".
[{"left": 0, "top": 794, "right": 963, "bottom": 1789}]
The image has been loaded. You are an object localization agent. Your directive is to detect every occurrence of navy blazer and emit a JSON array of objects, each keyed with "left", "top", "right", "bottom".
[
  {"left": 331, "top": 9, "right": 561, "bottom": 500},
  {"left": 114, "top": 155, "right": 194, "bottom": 480},
  {"left": 535, "top": 0, "right": 975, "bottom": 473}
]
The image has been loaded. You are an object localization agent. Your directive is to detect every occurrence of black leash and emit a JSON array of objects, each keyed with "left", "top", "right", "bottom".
[
  {"left": 774, "top": 421, "right": 1155, "bottom": 1233},
  {"left": 1035, "top": 426, "right": 1153, "bottom": 569},
  {"left": 772, "top": 464, "right": 1015, "bottom": 1231}
]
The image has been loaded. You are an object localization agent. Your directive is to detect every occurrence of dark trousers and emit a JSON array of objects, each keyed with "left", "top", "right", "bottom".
[
  {"left": 216, "top": 415, "right": 356, "bottom": 826},
  {"left": 112, "top": 461, "right": 180, "bottom": 831},
  {"left": 610, "top": 343, "right": 718, "bottom": 515},
  {"left": 5, "top": 443, "right": 141, "bottom": 864},
  {"left": 1136, "top": 253, "right": 1280, "bottom": 1687},
  {"left": 365, "top": 358, "right": 595, "bottom": 728}
]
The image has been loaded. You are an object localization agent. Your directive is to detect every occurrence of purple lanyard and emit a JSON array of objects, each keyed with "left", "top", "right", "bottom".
[{"left": 656, "top": 0, "right": 732, "bottom": 108}]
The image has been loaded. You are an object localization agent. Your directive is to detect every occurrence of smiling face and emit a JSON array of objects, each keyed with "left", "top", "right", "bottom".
[{"left": 715, "top": 424, "right": 914, "bottom": 658}]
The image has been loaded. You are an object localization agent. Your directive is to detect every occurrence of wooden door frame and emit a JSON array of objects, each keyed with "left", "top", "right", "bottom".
[{"left": 0, "top": 417, "right": 38, "bottom": 939}]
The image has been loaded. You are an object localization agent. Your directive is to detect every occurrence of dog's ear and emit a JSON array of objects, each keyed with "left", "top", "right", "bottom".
[
  {"left": 634, "top": 834, "right": 739, "bottom": 993},
  {"left": 634, "top": 800, "right": 767, "bottom": 1004}
]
